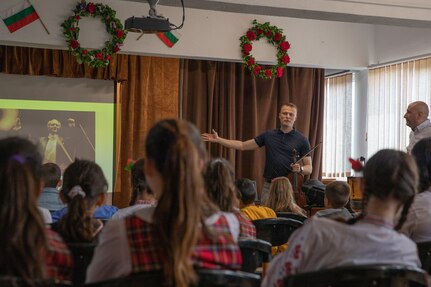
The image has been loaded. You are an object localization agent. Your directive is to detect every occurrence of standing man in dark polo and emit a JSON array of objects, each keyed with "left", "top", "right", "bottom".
[{"left": 202, "top": 103, "right": 312, "bottom": 202}]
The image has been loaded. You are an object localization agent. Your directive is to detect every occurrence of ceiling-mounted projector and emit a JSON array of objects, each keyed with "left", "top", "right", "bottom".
[
  {"left": 125, "top": 16, "right": 171, "bottom": 33},
  {"left": 124, "top": 0, "right": 172, "bottom": 33}
]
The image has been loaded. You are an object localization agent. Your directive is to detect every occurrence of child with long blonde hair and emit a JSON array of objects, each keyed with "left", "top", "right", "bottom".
[{"left": 266, "top": 176, "right": 306, "bottom": 216}]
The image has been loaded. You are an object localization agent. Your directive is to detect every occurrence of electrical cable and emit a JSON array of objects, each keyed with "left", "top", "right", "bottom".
[{"left": 169, "top": 0, "right": 185, "bottom": 30}]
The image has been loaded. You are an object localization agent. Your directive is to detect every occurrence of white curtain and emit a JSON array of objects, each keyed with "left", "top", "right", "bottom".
[
  {"left": 368, "top": 58, "right": 431, "bottom": 157},
  {"left": 323, "top": 73, "right": 353, "bottom": 178}
]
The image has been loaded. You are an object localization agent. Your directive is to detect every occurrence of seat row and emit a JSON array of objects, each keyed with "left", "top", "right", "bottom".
[{"left": 0, "top": 264, "right": 427, "bottom": 287}]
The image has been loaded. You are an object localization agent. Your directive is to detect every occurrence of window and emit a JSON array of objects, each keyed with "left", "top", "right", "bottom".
[
  {"left": 368, "top": 57, "right": 431, "bottom": 156},
  {"left": 323, "top": 73, "right": 353, "bottom": 178}
]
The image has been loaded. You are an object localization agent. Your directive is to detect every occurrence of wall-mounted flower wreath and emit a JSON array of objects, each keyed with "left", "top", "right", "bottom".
[
  {"left": 240, "top": 20, "right": 291, "bottom": 79},
  {"left": 61, "top": 1, "right": 127, "bottom": 68}
]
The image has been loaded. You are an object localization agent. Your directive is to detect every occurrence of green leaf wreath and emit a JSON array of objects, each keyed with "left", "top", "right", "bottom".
[
  {"left": 240, "top": 20, "right": 291, "bottom": 79},
  {"left": 61, "top": 1, "right": 127, "bottom": 68}
]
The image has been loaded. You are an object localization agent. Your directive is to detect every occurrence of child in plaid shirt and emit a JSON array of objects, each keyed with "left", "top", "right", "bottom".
[
  {"left": 0, "top": 137, "right": 73, "bottom": 284},
  {"left": 87, "top": 119, "right": 241, "bottom": 286},
  {"left": 203, "top": 158, "right": 256, "bottom": 239}
]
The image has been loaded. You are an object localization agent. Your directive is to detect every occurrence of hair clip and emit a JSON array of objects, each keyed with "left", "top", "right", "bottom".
[
  {"left": 124, "top": 158, "right": 136, "bottom": 171},
  {"left": 68, "top": 185, "right": 86, "bottom": 199},
  {"left": 10, "top": 155, "right": 26, "bottom": 164}
]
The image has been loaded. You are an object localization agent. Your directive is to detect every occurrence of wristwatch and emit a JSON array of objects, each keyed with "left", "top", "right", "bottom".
[{"left": 300, "top": 166, "right": 304, "bottom": 173}]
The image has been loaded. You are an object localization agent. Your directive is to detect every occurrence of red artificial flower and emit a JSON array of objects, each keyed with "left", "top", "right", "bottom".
[
  {"left": 113, "top": 46, "right": 120, "bottom": 53},
  {"left": 241, "top": 21, "right": 291, "bottom": 80},
  {"left": 246, "top": 30, "right": 256, "bottom": 41},
  {"left": 82, "top": 49, "right": 88, "bottom": 55},
  {"left": 280, "top": 41, "right": 291, "bottom": 51},
  {"left": 105, "top": 54, "right": 111, "bottom": 61},
  {"left": 70, "top": 27, "right": 76, "bottom": 33},
  {"left": 116, "top": 29, "right": 124, "bottom": 38},
  {"left": 95, "top": 53, "right": 103, "bottom": 60},
  {"left": 243, "top": 43, "right": 252, "bottom": 54},
  {"left": 87, "top": 3, "right": 95, "bottom": 13},
  {"left": 281, "top": 54, "right": 290, "bottom": 65},
  {"left": 253, "top": 66, "right": 261, "bottom": 75},
  {"left": 349, "top": 158, "right": 364, "bottom": 171},
  {"left": 265, "top": 69, "right": 272, "bottom": 78},
  {"left": 74, "top": 15, "right": 80, "bottom": 20},
  {"left": 70, "top": 40, "right": 80, "bottom": 49},
  {"left": 247, "top": 57, "right": 255, "bottom": 66},
  {"left": 273, "top": 33, "right": 282, "bottom": 42},
  {"left": 276, "top": 67, "right": 283, "bottom": 77}
]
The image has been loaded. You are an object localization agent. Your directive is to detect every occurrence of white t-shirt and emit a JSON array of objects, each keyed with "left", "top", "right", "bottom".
[
  {"left": 262, "top": 215, "right": 420, "bottom": 287},
  {"left": 407, "top": 119, "right": 431, "bottom": 154},
  {"left": 400, "top": 191, "right": 431, "bottom": 242},
  {"left": 38, "top": 206, "right": 52, "bottom": 224},
  {"left": 111, "top": 203, "right": 154, "bottom": 220}
]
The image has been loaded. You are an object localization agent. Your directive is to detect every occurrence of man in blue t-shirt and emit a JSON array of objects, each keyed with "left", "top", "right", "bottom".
[{"left": 202, "top": 103, "right": 312, "bottom": 202}]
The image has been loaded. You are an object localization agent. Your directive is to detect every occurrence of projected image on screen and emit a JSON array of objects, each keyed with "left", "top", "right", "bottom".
[
  {"left": 0, "top": 73, "right": 115, "bottom": 193},
  {"left": 0, "top": 109, "right": 96, "bottom": 171}
]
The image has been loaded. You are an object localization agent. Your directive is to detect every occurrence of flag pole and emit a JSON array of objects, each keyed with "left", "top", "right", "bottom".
[{"left": 26, "top": 0, "right": 49, "bottom": 34}]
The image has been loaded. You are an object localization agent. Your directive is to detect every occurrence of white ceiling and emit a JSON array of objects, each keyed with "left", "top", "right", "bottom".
[{"left": 125, "top": 0, "right": 431, "bottom": 28}]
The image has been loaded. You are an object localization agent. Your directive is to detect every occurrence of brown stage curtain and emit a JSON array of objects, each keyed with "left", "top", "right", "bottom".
[
  {"left": 181, "top": 60, "right": 324, "bottom": 196},
  {"left": 0, "top": 45, "right": 179, "bottom": 208}
]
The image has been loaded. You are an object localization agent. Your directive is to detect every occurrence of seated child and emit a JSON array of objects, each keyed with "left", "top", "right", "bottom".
[
  {"left": 86, "top": 119, "right": 241, "bottom": 285},
  {"left": 112, "top": 158, "right": 157, "bottom": 219},
  {"left": 266, "top": 176, "right": 307, "bottom": 216},
  {"left": 0, "top": 137, "right": 72, "bottom": 283},
  {"left": 52, "top": 159, "right": 109, "bottom": 243},
  {"left": 401, "top": 138, "right": 431, "bottom": 242},
  {"left": 315, "top": 181, "right": 353, "bottom": 220},
  {"left": 236, "top": 178, "right": 276, "bottom": 220},
  {"left": 262, "top": 149, "right": 420, "bottom": 287},
  {"left": 236, "top": 178, "right": 288, "bottom": 254},
  {"left": 203, "top": 158, "right": 256, "bottom": 239},
  {"left": 38, "top": 162, "right": 65, "bottom": 213}
]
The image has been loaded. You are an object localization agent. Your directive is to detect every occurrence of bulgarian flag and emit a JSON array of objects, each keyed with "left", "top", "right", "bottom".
[
  {"left": 156, "top": 30, "right": 181, "bottom": 48},
  {"left": 1, "top": 1, "right": 40, "bottom": 33}
]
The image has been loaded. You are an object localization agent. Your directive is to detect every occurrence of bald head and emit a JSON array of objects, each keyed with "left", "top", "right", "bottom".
[
  {"left": 404, "top": 101, "right": 429, "bottom": 130},
  {"left": 411, "top": 101, "right": 429, "bottom": 117}
]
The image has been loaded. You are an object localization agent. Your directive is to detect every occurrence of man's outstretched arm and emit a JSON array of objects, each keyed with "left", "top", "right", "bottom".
[{"left": 201, "top": 129, "right": 258, "bottom": 151}]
